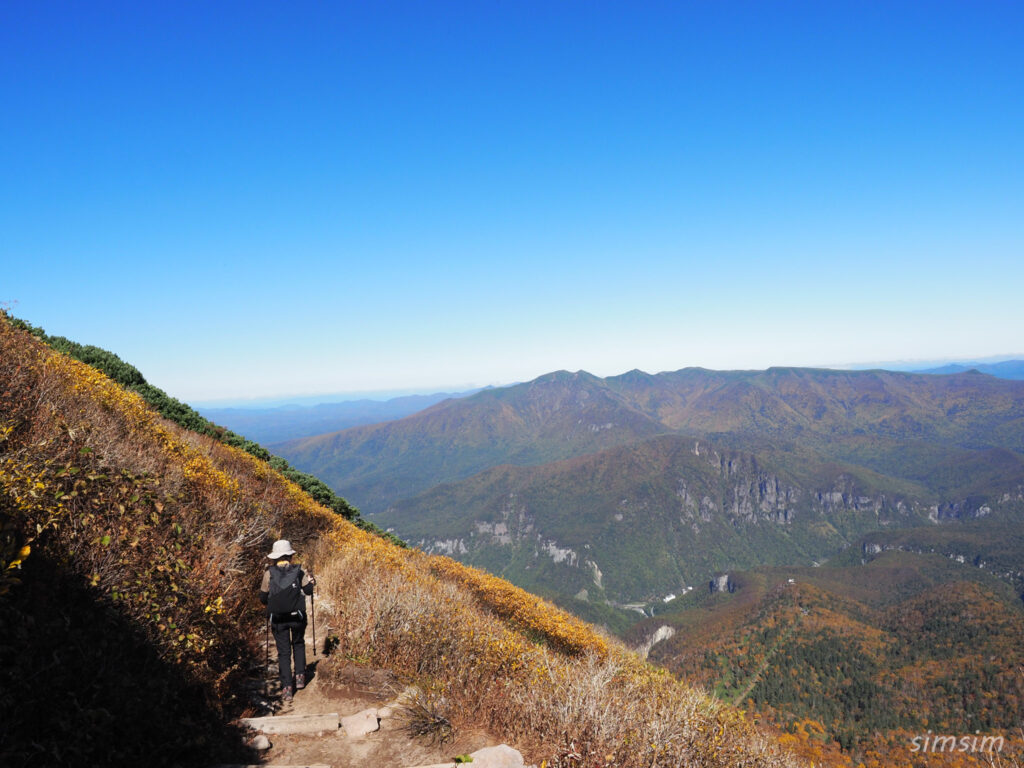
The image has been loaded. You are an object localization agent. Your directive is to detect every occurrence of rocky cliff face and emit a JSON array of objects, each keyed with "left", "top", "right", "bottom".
[
  {"left": 861, "top": 524, "right": 1024, "bottom": 595},
  {"left": 679, "top": 442, "right": 907, "bottom": 527},
  {"left": 414, "top": 492, "right": 606, "bottom": 595},
  {"left": 390, "top": 435, "right": 940, "bottom": 604}
]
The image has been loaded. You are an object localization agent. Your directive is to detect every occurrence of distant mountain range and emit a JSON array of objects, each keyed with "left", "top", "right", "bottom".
[
  {"left": 274, "top": 367, "right": 1024, "bottom": 611},
  {"left": 844, "top": 356, "right": 1024, "bottom": 376},
  {"left": 914, "top": 359, "right": 1024, "bottom": 379},
  {"left": 199, "top": 359, "right": 1023, "bottom": 446},
  {"left": 198, "top": 389, "right": 479, "bottom": 444}
]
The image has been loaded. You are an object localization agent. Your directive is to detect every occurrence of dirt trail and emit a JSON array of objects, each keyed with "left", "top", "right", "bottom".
[{"left": 248, "top": 635, "right": 498, "bottom": 768}]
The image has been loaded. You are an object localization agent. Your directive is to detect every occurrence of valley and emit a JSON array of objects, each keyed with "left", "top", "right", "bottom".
[
  {"left": 275, "top": 366, "right": 1024, "bottom": 611},
  {"left": 273, "top": 364, "right": 1024, "bottom": 763}
]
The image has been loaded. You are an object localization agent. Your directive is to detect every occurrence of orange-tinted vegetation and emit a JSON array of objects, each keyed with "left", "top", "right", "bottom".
[{"left": 0, "top": 314, "right": 809, "bottom": 766}]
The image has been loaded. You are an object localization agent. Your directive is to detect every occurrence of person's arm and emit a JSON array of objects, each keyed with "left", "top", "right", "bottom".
[
  {"left": 301, "top": 569, "right": 315, "bottom": 596},
  {"left": 259, "top": 568, "right": 270, "bottom": 606}
]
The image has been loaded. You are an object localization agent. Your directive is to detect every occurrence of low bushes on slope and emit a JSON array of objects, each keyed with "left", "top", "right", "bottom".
[{"left": 0, "top": 317, "right": 336, "bottom": 764}]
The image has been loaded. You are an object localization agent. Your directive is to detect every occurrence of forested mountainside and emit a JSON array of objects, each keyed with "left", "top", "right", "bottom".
[
  {"left": 380, "top": 433, "right": 1024, "bottom": 608},
  {"left": 0, "top": 313, "right": 806, "bottom": 767},
  {"left": 276, "top": 370, "right": 668, "bottom": 512},
  {"left": 627, "top": 538, "right": 1024, "bottom": 765},
  {"left": 382, "top": 434, "right": 924, "bottom": 603},
  {"left": 275, "top": 366, "right": 1024, "bottom": 608}
]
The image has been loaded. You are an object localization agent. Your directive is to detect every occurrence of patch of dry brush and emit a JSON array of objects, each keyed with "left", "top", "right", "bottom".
[{"left": 311, "top": 522, "right": 804, "bottom": 767}]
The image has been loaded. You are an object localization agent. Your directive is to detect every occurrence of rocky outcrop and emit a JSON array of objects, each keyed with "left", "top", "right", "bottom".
[
  {"left": 682, "top": 443, "right": 912, "bottom": 527},
  {"left": 423, "top": 538, "right": 469, "bottom": 556},
  {"left": 928, "top": 501, "right": 993, "bottom": 522},
  {"left": 341, "top": 708, "right": 381, "bottom": 739},
  {"left": 710, "top": 574, "right": 735, "bottom": 593},
  {"left": 540, "top": 539, "right": 577, "bottom": 566},
  {"left": 635, "top": 624, "right": 676, "bottom": 660}
]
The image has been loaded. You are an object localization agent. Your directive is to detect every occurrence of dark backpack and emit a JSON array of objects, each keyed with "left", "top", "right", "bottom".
[{"left": 267, "top": 564, "right": 305, "bottom": 620}]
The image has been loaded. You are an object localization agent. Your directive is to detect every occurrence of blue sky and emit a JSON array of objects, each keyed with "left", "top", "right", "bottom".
[{"left": 2, "top": 1, "right": 1022, "bottom": 403}]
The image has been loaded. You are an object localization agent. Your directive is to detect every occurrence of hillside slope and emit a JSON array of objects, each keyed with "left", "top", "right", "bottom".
[
  {"left": 0, "top": 315, "right": 338, "bottom": 765},
  {"left": 0, "top": 315, "right": 807, "bottom": 767}
]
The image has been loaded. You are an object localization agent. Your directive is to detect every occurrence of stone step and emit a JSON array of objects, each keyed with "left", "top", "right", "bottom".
[{"left": 240, "top": 712, "right": 340, "bottom": 735}]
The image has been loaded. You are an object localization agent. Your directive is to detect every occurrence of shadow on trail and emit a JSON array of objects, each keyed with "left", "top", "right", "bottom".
[{"left": 0, "top": 553, "right": 256, "bottom": 768}]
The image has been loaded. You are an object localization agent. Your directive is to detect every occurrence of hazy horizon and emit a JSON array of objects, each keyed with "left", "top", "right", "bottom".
[
  {"left": 4, "top": 3, "right": 1022, "bottom": 403},
  {"left": 192, "top": 353, "right": 1024, "bottom": 410}
]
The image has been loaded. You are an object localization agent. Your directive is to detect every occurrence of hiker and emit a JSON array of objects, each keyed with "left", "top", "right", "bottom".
[{"left": 259, "top": 539, "right": 315, "bottom": 701}]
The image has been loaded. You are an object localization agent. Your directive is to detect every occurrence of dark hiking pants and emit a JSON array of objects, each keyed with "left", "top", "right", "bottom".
[{"left": 271, "top": 619, "right": 307, "bottom": 688}]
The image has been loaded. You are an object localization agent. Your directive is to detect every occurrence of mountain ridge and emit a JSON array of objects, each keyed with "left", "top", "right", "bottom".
[
  {"left": 277, "top": 365, "right": 1024, "bottom": 514},
  {"left": 275, "top": 369, "right": 671, "bottom": 512},
  {"left": 914, "top": 358, "right": 1024, "bottom": 379}
]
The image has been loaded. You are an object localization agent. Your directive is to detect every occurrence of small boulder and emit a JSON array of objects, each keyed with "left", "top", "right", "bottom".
[
  {"left": 469, "top": 745, "right": 525, "bottom": 768},
  {"left": 341, "top": 708, "right": 380, "bottom": 739},
  {"left": 250, "top": 734, "right": 272, "bottom": 751}
]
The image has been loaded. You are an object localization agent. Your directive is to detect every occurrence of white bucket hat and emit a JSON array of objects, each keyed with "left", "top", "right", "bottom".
[{"left": 267, "top": 539, "right": 296, "bottom": 560}]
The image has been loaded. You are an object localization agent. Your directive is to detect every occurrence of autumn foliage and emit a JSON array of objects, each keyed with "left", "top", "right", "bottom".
[{"left": 0, "top": 313, "right": 810, "bottom": 767}]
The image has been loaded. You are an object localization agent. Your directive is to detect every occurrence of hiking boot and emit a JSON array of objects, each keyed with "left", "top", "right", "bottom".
[
  {"left": 281, "top": 684, "right": 293, "bottom": 701},
  {"left": 295, "top": 673, "right": 305, "bottom": 690}
]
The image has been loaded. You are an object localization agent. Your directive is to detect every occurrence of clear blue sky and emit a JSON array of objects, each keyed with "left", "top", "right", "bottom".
[{"left": 3, "top": 1, "right": 1022, "bottom": 404}]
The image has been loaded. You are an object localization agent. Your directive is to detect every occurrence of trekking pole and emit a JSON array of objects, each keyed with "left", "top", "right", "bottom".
[
  {"left": 310, "top": 571, "right": 317, "bottom": 657},
  {"left": 264, "top": 616, "right": 270, "bottom": 698}
]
